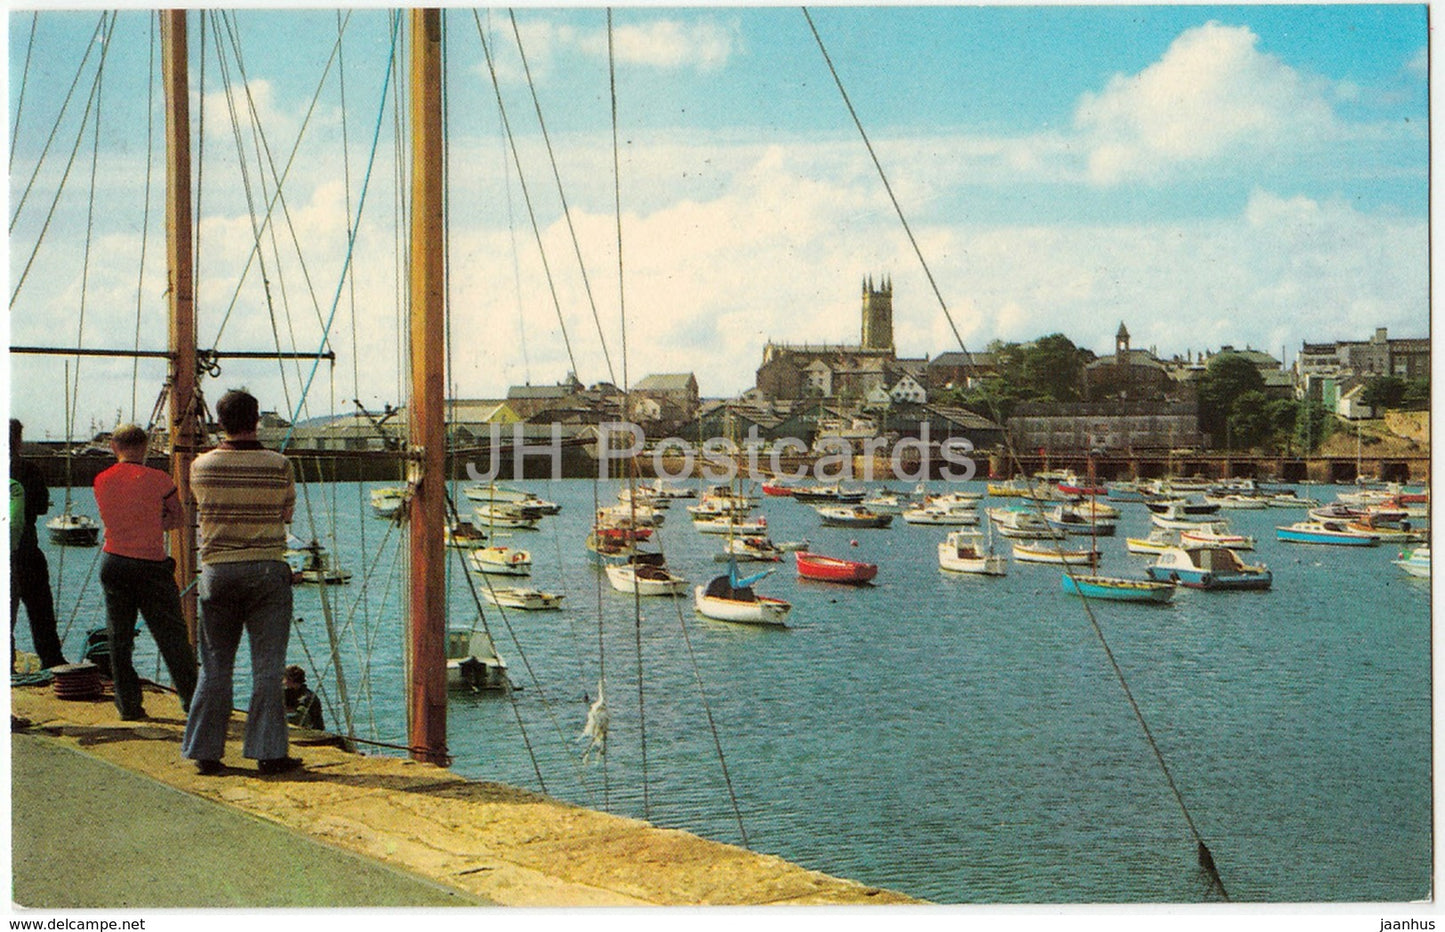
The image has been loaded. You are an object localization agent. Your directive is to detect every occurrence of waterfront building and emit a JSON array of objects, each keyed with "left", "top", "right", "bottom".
[{"left": 1008, "top": 400, "right": 1202, "bottom": 454}]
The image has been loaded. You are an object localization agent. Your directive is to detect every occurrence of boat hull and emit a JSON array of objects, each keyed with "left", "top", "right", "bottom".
[
  {"left": 1061, "top": 574, "right": 1175, "bottom": 603},
  {"left": 1012, "top": 543, "right": 1099, "bottom": 566},
  {"left": 794, "top": 552, "right": 878, "bottom": 584},
  {"left": 1276, "top": 525, "right": 1380, "bottom": 546},
  {"left": 693, "top": 587, "right": 791, "bottom": 625}
]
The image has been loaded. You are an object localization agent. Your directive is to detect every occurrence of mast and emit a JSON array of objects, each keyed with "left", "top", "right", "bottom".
[
  {"left": 407, "top": 7, "right": 448, "bottom": 765},
  {"left": 161, "top": 10, "right": 200, "bottom": 640}
]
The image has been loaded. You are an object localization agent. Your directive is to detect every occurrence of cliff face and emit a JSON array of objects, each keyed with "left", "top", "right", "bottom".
[
  {"left": 1318, "top": 410, "right": 1430, "bottom": 459},
  {"left": 1385, "top": 410, "right": 1430, "bottom": 447}
]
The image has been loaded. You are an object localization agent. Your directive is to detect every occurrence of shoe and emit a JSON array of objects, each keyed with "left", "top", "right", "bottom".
[
  {"left": 195, "top": 759, "right": 223, "bottom": 776},
  {"left": 257, "top": 756, "right": 302, "bottom": 775},
  {"left": 120, "top": 711, "right": 148, "bottom": 721}
]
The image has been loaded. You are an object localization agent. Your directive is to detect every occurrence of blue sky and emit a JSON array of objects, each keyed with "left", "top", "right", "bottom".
[{"left": 6, "top": 6, "right": 1430, "bottom": 438}]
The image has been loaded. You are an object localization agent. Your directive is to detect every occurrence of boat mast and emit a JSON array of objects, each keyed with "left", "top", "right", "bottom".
[
  {"left": 161, "top": 9, "right": 200, "bottom": 640},
  {"left": 407, "top": 7, "right": 448, "bottom": 765}
]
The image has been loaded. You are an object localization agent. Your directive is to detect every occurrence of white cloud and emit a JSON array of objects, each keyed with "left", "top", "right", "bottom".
[
  {"left": 500, "top": 15, "right": 741, "bottom": 78},
  {"left": 1073, "top": 22, "right": 1341, "bottom": 185}
]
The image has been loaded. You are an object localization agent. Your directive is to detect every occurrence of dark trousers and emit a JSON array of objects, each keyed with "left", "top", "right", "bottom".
[
  {"left": 10, "top": 544, "right": 65, "bottom": 669},
  {"left": 99, "top": 552, "right": 199, "bottom": 718}
]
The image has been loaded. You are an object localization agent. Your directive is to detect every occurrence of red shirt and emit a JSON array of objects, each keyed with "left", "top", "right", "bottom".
[{"left": 94, "top": 461, "right": 183, "bottom": 562}]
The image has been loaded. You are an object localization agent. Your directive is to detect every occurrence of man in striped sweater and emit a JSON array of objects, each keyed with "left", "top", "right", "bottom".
[{"left": 181, "top": 390, "right": 300, "bottom": 776}]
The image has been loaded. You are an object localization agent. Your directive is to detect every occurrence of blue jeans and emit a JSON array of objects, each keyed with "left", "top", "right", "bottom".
[
  {"left": 181, "top": 560, "right": 293, "bottom": 762},
  {"left": 99, "top": 553, "right": 198, "bottom": 718}
]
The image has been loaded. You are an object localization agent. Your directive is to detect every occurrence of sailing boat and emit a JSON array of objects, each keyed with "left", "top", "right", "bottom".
[
  {"left": 694, "top": 558, "right": 792, "bottom": 625},
  {"left": 46, "top": 364, "right": 99, "bottom": 546}
]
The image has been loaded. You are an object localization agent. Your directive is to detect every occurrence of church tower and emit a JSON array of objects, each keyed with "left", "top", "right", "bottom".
[
  {"left": 1115, "top": 321, "right": 1130, "bottom": 369},
  {"left": 860, "top": 274, "right": 894, "bottom": 352}
]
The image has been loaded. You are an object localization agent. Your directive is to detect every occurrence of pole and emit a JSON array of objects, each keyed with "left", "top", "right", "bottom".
[
  {"left": 161, "top": 10, "right": 199, "bottom": 642},
  {"left": 407, "top": 7, "right": 448, "bottom": 765}
]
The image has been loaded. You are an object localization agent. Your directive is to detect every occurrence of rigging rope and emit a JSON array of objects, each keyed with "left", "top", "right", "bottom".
[
  {"left": 9, "top": 11, "right": 38, "bottom": 174},
  {"left": 471, "top": 12, "right": 581, "bottom": 382},
  {"left": 801, "top": 6, "right": 1228, "bottom": 899},
  {"left": 507, "top": 9, "right": 617, "bottom": 387},
  {"left": 9, "top": 12, "right": 107, "bottom": 235},
  {"left": 9, "top": 13, "right": 117, "bottom": 308}
]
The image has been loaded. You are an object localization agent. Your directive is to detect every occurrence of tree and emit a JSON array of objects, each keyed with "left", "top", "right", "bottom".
[
  {"left": 1227, "top": 390, "right": 1272, "bottom": 450},
  {"left": 1021, "top": 333, "right": 1088, "bottom": 402},
  {"left": 1196, "top": 353, "right": 1266, "bottom": 446},
  {"left": 1401, "top": 378, "right": 1431, "bottom": 411},
  {"left": 1360, "top": 376, "right": 1407, "bottom": 411}
]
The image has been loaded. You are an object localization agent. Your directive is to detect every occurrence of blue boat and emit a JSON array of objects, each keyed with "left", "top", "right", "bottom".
[
  {"left": 1146, "top": 546, "right": 1272, "bottom": 591},
  {"left": 1061, "top": 573, "right": 1175, "bottom": 604},
  {"left": 1275, "top": 520, "right": 1380, "bottom": 547}
]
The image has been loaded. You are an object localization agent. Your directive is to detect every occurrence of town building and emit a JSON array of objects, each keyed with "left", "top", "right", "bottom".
[{"left": 1008, "top": 401, "right": 1202, "bottom": 454}]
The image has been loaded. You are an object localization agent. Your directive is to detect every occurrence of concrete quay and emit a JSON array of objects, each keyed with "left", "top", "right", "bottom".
[{"left": 10, "top": 681, "right": 916, "bottom": 909}]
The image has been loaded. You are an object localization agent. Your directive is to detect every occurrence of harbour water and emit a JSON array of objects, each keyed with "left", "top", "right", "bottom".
[{"left": 25, "top": 479, "right": 1431, "bottom": 903}]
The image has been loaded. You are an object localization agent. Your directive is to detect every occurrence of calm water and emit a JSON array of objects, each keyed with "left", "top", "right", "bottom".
[{"left": 26, "top": 479, "right": 1432, "bottom": 903}]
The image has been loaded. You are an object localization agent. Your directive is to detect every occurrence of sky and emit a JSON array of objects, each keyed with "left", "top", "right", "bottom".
[{"left": 5, "top": 5, "right": 1430, "bottom": 440}]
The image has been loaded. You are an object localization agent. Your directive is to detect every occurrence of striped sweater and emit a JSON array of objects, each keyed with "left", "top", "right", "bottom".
[{"left": 190, "top": 442, "right": 296, "bottom": 564}]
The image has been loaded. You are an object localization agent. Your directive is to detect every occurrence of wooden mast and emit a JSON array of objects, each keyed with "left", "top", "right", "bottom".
[
  {"left": 407, "top": 7, "right": 448, "bottom": 765},
  {"left": 160, "top": 9, "right": 200, "bottom": 640}
]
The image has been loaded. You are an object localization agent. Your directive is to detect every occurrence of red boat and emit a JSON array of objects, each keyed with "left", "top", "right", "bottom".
[
  {"left": 761, "top": 480, "right": 796, "bottom": 497},
  {"left": 794, "top": 551, "right": 878, "bottom": 585}
]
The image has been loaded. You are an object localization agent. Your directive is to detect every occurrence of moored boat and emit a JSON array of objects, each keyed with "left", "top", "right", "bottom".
[
  {"left": 605, "top": 554, "right": 689, "bottom": 596},
  {"left": 1146, "top": 546, "right": 1272, "bottom": 590},
  {"left": 444, "top": 520, "right": 488, "bottom": 548},
  {"left": 1179, "top": 522, "right": 1255, "bottom": 550},
  {"left": 1125, "top": 529, "right": 1178, "bottom": 555},
  {"left": 903, "top": 501, "right": 978, "bottom": 526},
  {"left": 723, "top": 535, "right": 785, "bottom": 562},
  {"left": 987, "top": 507, "right": 1064, "bottom": 539},
  {"left": 481, "top": 586, "right": 564, "bottom": 610},
  {"left": 1275, "top": 520, "right": 1380, "bottom": 546},
  {"left": 790, "top": 483, "right": 865, "bottom": 504},
  {"left": 1012, "top": 541, "right": 1100, "bottom": 566},
  {"left": 1394, "top": 545, "right": 1430, "bottom": 578},
  {"left": 693, "top": 514, "right": 769, "bottom": 535},
  {"left": 693, "top": 566, "right": 791, "bottom": 626},
  {"left": 446, "top": 628, "right": 510, "bottom": 692},
  {"left": 370, "top": 486, "right": 407, "bottom": 518},
  {"left": 468, "top": 545, "right": 534, "bottom": 575},
  {"left": 46, "top": 511, "right": 100, "bottom": 546},
  {"left": 1061, "top": 573, "right": 1175, "bottom": 603},
  {"left": 794, "top": 550, "right": 878, "bottom": 584},
  {"left": 816, "top": 505, "right": 893, "bottom": 528},
  {"left": 937, "top": 529, "right": 1006, "bottom": 576},
  {"left": 472, "top": 503, "right": 541, "bottom": 529}
]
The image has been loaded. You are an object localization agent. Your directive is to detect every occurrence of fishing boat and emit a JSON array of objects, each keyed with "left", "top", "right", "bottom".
[
  {"left": 1275, "top": 520, "right": 1380, "bottom": 546},
  {"left": 693, "top": 514, "right": 769, "bottom": 535},
  {"left": 45, "top": 511, "right": 100, "bottom": 546},
  {"left": 1125, "top": 529, "right": 1179, "bottom": 555},
  {"left": 937, "top": 529, "right": 1007, "bottom": 576},
  {"left": 723, "top": 535, "right": 785, "bottom": 562},
  {"left": 790, "top": 483, "right": 865, "bottom": 504},
  {"left": 694, "top": 565, "right": 791, "bottom": 626},
  {"left": 284, "top": 537, "right": 352, "bottom": 584},
  {"left": 816, "top": 505, "right": 894, "bottom": 528},
  {"left": 1179, "top": 522, "right": 1256, "bottom": 550},
  {"left": 605, "top": 554, "right": 688, "bottom": 596},
  {"left": 1204, "top": 493, "right": 1268, "bottom": 510},
  {"left": 462, "top": 484, "right": 561, "bottom": 514},
  {"left": 446, "top": 629, "right": 510, "bottom": 693},
  {"left": 761, "top": 479, "right": 796, "bottom": 497},
  {"left": 481, "top": 587, "right": 565, "bottom": 611},
  {"left": 1145, "top": 498, "right": 1220, "bottom": 516},
  {"left": 1061, "top": 573, "right": 1175, "bottom": 604},
  {"left": 860, "top": 490, "right": 908, "bottom": 514},
  {"left": 1394, "top": 545, "right": 1430, "bottom": 578},
  {"left": 1057, "top": 473, "right": 1107, "bottom": 498},
  {"left": 1147, "top": 546, "right": 1272, "bottom": 590},
  {"left": 987, "top": 507, "right": 1065, "bottom": 539},
  {"left": 1267, "top": 492, "right": 1320, "bottom": 508},
  {"left": 1045, "top": 505, "right": 1117, "bottom": 537},
  {"left": 585, "top": 531, "right": 644, "bottom": 566},
  {"left": 794, "top": 551, "right": 878, "bottom": 585},
  {"left": 444, "top": 520, "right": 488, "bottom": 549},
  {"left": 1012, "top": 541, "right": 1101, "bottom": 566},
  {"left": 903, "top": 501, "right": 979, "bottom": 526},
  {"left": 1150, "top": 503, "right": 1213, "bottom": 531},
  {"left": 987, "top": 478, "right": 1034, "bottom": 498},
  {"left": 370, "top": 486, "right": 408, "bottom": 518},
  {"left": 468, "top": 546, "right": 534, "bottom": 575}
]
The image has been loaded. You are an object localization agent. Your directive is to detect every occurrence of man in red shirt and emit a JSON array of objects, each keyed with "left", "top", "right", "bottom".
[{"left": 93, "top": 424, "right": 198, "bottom": 720}]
